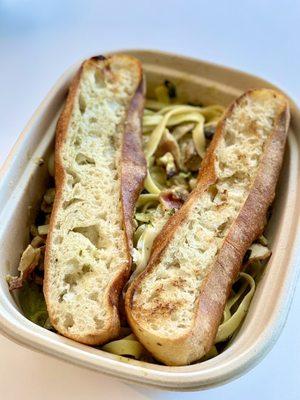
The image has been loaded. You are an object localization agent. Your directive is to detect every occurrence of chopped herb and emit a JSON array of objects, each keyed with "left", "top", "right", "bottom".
[
  {"left": 178, "top": 171, "right": 192, "bottom": 179},
  {"left": 167, "top": 208, "right": 176, "bottom": 216}
]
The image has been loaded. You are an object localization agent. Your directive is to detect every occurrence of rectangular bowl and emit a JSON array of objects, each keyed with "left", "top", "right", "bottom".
[{"left": 0, "top": 50, "right": 299, "bottom": 391}]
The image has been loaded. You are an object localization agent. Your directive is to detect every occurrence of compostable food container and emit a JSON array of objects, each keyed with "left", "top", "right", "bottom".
[{"left": 0, "top": 50, "right": 299, "bottom": 391}]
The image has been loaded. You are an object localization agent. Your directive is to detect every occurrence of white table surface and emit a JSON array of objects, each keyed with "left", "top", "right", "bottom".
[{"left": 0, "top": 1, "right": 299, "bottom": 399}]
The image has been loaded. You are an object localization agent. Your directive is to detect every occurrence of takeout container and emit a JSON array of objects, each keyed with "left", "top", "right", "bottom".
[{"left": 0, "top": 50, "right": 299, "bottom": 391}]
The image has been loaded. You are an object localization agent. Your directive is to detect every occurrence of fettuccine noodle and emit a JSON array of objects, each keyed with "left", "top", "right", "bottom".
[{"left": 215, "top": 272, "right": 256, "bottom": 343}]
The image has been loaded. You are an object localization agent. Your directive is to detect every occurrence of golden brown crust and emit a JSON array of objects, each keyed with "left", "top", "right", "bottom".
[
  {"left": 121, "top": 78, "right": 147, "bottom": 255},
  {"left": 44, "top": 55, "right": 146, "bottom": 345},
  {"left": 125, "top": 89, "right": 290, "bottom": 365},
  {"left": 107, "top": 73, "right": 147, "bottom": 334}
]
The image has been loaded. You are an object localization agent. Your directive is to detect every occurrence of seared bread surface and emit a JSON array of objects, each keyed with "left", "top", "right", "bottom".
[
  {"left": 44, "top": 55, "right": 146, "bottom": 345},
  {"left": 125, "top": 89, "right": 290, "bottom": 365}
]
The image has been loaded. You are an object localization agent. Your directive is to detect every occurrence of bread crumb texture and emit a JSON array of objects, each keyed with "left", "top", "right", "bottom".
[
  {"left": 48, "top": 57, "right": 140, "bottom": 336},
  {"left": 132, "top": 90, "right": 284, "bottom": 337}
]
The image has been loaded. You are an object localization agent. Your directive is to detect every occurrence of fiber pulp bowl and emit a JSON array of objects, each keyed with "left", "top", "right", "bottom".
[{"left": 0, "top": 50, "right": 299, "bottom": 391}]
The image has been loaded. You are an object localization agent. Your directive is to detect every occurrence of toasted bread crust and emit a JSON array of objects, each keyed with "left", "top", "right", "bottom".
[
  {"left": 107, "top": 76, "right": 147, "bottom": 331},
  {"left": 121, "top": 79, "right": 146, "bottom": 255},
  {"left": 125, "top": 89, "right": 290, "bottom": 365},
  {"left": 44, "top": 55, "right": 146, "bottom": 345}
]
